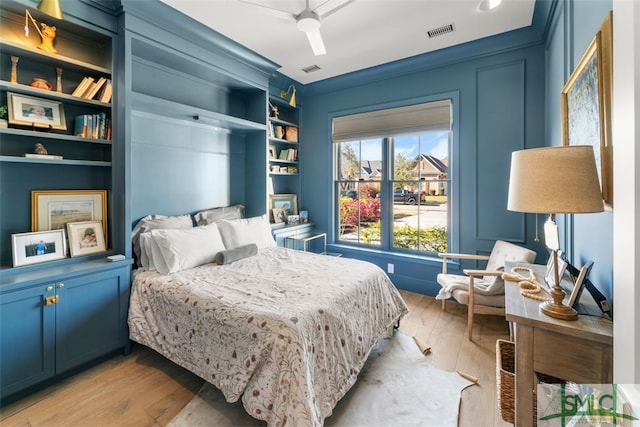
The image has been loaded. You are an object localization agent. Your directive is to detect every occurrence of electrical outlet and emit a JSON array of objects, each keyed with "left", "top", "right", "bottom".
[{"left": 387, "top": 263, "right": 394, "bottom": 274}]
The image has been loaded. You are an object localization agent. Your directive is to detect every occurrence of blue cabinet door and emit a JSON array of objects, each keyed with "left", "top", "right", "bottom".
[
  {"left": 0, "top": 284, "right": 56, "bottom": 398},
  {"left": 55, "top": 267, "right": 130, "bottom": 374}
]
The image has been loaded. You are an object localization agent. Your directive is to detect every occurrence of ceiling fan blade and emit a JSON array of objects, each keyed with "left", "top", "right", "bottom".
[
  {"left": 315, "top": 0, "right": 354, "bottom": 19},
  {"left": 237, "top": 0, "right": 296, "bottom": 21},
  {"left": 305, "top": 28, "right": 327, "bottom": 56}
]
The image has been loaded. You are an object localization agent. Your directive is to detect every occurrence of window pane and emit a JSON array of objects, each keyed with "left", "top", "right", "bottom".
[
  {"left": 336, "top": 138, "right": 382, "bottom": 246},
  {"left": 337, "top": 139, "right": 382, "bottom": 181},
  {"left": 337, "top": 181, "right": 382, "bottom": 245},
  {"left": 391, "top": 131, "right": 449, "bottom": 253}
]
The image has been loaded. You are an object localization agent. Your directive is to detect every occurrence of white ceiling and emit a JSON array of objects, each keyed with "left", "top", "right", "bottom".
[{"left": 160, "top": 0, "right": 536, "bottom": 85}]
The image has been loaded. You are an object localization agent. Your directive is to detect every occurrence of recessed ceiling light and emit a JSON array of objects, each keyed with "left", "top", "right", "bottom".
[{"left": 479, "top": 0, "right": 502, "bottom": 11}]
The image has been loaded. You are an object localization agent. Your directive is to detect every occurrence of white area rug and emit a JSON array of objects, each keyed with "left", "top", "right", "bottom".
[{"left": 168, "top": 332, "right": 473, "bottom": 427}]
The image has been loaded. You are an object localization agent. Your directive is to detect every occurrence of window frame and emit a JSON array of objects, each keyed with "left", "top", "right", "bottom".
[{"left": 329, "top": 93, "right": 460, "bottom": 256}]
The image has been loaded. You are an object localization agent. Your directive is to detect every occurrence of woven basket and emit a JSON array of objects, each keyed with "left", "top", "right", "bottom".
[
  {"left": 496, "top": 339, "right": 516, "bottom": 424},
  {"left": 496, "top": 339, "right": 564, "bottom": 425}
]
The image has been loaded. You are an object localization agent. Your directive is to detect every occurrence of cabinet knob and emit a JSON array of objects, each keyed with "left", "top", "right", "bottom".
[
  {"left": 46, "top": 286, "right": 53, "bottom": 292},
  {"left": 56, "top": 283, "right": 64, "bottom": 289}
]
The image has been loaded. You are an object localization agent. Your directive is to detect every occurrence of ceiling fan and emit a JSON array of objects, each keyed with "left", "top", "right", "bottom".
[{"left": 238, "top": 0, "right": 355, "bottom": 56}]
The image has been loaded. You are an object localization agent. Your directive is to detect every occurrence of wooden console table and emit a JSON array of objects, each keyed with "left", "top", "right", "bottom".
[{"left": 504, "top": 263, "right": 613, "bottom": 426}]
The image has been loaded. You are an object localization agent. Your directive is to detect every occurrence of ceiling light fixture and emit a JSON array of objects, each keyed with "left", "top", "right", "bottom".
[
  {"left": 478, "top": 0, "right": 502, "bottom": 11},
  {"left": 296, "top": 10, "right": 326, "bottom": 56}
]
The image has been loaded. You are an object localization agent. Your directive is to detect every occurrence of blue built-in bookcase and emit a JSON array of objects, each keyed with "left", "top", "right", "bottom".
[{"left": 0, "top": 0, "right": 281, "bottom": 402}]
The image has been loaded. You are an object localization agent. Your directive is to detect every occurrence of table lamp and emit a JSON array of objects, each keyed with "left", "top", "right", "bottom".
[{"left": 507, "top": 145, "right": 604, "bottom": 320}]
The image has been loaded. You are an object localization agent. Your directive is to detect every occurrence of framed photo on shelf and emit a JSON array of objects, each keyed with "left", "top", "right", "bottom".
[
  {"left": 269, "top": 144, "right": 277, "bottom": 159},
  {"left": 269, "top": 194, "right": 298, "bottom": 218},
  {"left": 272, "top": 208, "right": 286, "bottom": 223},
  {"left": 561, "top": 12, "right": 613, "bottom": 208},
  {"left": 7, "top": 92, "right": 67, "bottom": 130},
  {"left": 67, "top": 220, "right": 106, "bottom": 257},
  {"left": 31, "top": 190, "right": 107, "bottom": 242},
  {"left": 12, "top": 229, "right": 67, "bottom": 267},
  {"left": 567, "top": 261, "right": 594, "bottom": 307},
  {"left": 287, "top": 215, "right": 300, "bottom": 225}
]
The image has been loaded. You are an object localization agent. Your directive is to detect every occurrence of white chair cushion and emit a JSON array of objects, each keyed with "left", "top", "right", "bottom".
[
  {"left": 436, "top": 240, "right": 536, "bottom": 301},
  {"left": 451, "top": 289, "right": 505, "bottom": 308}
]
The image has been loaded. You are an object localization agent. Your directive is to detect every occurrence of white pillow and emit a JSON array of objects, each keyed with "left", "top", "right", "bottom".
[
  {"left": 132, "top": 214, "right": 194, "bottom": 267},
  {"left": 216, "top": 214, "right": 277, "bottom": 250},
  {"left": 150, "top": 223, "right": 226, "bottom": 274},
  {"left": 139, "top": 232, "right": 153, "bottom": 270}
]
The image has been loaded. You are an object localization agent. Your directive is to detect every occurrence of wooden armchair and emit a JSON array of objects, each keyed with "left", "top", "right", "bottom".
[{"left": 436, "top": 240, "right": 536, "bottom": 340}]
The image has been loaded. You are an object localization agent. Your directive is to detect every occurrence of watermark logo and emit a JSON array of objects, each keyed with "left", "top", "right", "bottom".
[{"left": 537, "top": 383, "right": 638, "bottom": 426}]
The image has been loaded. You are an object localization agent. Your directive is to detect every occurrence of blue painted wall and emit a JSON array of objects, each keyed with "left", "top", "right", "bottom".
[
  {"left": 288, "top": 0, "right": 614, "bottom": 303},
  {"left": 297, "top": 29, "right": 547, "bottom": 295},
  {"left": 543, "top": 0, "right": 613, "bottom": 302}
]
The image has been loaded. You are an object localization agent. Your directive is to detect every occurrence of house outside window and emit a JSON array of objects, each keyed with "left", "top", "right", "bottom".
[{"left": 333, "top": 100, "right": 451, "bottom": 254}]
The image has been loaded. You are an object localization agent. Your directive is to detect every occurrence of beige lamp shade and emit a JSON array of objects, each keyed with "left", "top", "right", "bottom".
[
  {"left": 38, "top": 0, "right": 64, "bottom": 19},
  {"left": 507, "top": 145, "right": 604, "bottom": 214}
]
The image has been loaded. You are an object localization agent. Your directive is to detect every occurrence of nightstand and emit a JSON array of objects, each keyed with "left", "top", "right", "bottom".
[{"left": 285, "top": 232, "right": 327, "bottom": 254}]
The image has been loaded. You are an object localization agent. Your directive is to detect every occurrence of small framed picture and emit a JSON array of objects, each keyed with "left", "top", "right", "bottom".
[
  {"left": 268, "top": 144, "right": 277, "bottom": 159},
  {"left": 287, "top": 215, "right": 300, "bottom": 225},
  {"left": 272, "top": 208, "right": 286, "bottom": 223},
  {"left": 299, "top": 210, "right": 309, "bottom": 223},
  {"left": 568, "top": 261, "right": 594, "bottom": 307},
  {"left": 7, "top": 92, "right": 67, "bottom": 130},
  {"left": 269, "top": 194, "right": 298, "bottom": 219},
  {"left": 67, "top": 220, "right": 106, "bottom": 257},
  {"left": 12, "top": 229, "right": 67, "bottom": 267},
  {"left": 31, "top": 190, "right": 107, "bottom": 244}
]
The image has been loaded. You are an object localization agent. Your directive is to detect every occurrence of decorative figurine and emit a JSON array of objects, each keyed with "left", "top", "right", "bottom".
[
  {"left": 34, "top": 143, "right": 48, "bottom": 155},
  {"left": 37, "top": 23, "right": 58, "bottom": 53},
  {"left": 269, "top": 102, "right": 279, "bottom": 119}
]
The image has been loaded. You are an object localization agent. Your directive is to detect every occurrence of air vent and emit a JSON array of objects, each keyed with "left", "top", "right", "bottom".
[
  {"left": 427, "top": 23, "right": 455, "bottom": 38},
  {"left": 302, "top": 65, "right": 321, "bottom": 73}
]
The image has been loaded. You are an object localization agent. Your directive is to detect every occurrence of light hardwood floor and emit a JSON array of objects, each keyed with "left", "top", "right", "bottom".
[{"left": 0, "top": 290, "right": 511, "bottom": 427}]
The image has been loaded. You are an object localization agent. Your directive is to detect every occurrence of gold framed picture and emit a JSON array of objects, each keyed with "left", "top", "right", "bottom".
[
  {"left": 7, "top": 92, "right": 67, "bottom": 130},
  {"left": 31, "top": 190, "right": 107, "bottom": 244},
  {"left": 561, "top": 12, "right": 613, "bottom": 208}
]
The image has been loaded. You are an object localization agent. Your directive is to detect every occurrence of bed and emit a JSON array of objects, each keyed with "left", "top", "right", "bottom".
[{"left": 128, "top": 212, "right": 408, "bottom": 427}]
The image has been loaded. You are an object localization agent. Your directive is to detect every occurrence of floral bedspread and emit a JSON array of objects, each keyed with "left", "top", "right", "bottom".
[{"left": 128, "top": 247, "right": 408, "bottom": 427}]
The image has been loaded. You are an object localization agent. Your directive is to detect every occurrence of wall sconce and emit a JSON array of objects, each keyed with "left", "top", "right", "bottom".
[
  {"left": 280, "top": 85, "right": 297, "bottom": 108},
  {"left": 25, "top": 0, "right": 64, "bottom": 54}
]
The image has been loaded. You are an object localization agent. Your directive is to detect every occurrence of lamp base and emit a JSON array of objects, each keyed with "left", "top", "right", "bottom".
[{"left": 540, "top": 300, "right": 578, "bottom": 321}]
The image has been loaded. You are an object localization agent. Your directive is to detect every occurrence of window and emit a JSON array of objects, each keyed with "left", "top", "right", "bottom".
[{"left": 333, "top": 100, "right": 451, "bottom": 254}]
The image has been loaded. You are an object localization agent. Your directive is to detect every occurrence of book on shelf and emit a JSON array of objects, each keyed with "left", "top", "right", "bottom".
[
  {"left": 97, "top": 79, "right": 112, "bottom": 103},
  {"left": 74, "top": 114, "right": 89, "bottom": 137},
  {"left": 74, "top": 112, "right": 110, "bottom": 139},
  {"left": 71, "top": 77, "right": 93, "bottom": 97},
  {"left": 24, "top": 153, "right": 63, "bottom": 160},
  {"left": 278, "top": 148, "right": 289, "bottom": 160},
  {"left": 287, "top": 148, "right": 297, "bottom": 161},
  {"left": 84, "top": 77, "right": 107, "bottom": 100}
]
